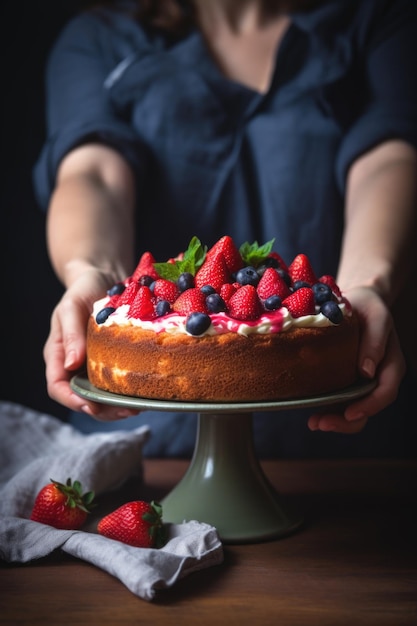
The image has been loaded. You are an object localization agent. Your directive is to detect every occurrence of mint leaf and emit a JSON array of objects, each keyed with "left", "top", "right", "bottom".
[
  {"left": 154, "top": 236, "right": 207, "bottom": 280},
  {"left": 239, "top": 238, "right": 275, "bottom": 267}
]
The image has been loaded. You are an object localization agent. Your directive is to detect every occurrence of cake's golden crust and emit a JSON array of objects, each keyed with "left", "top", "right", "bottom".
[{"left": 86, "top": 314, "right": 360, "bottom": 402}]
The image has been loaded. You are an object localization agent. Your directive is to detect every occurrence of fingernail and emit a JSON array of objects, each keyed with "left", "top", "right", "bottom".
[
  {"left": 116, "top": 409, "right": 134, "bottom": 418},
  {"left": 64, "top": 350, "right": 77, "bottom": 368},
  {"left": 346, "top": 411, "right": 366, "bottom": 422},
  {"left": 81, "top": 404, "right": 92, "bottom": 415},
  {"left": 361, "top": 357, "right": 375, "bottom": 378}
]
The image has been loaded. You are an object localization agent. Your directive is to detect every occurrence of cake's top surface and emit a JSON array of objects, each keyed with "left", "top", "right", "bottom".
[{"left": 92, "top": 236, "right": 352, "bottom": 336}]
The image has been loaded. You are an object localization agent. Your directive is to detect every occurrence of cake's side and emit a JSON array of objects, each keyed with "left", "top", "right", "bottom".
[{"left": 87, "top": 312, "right": 360, "bottom": 402}]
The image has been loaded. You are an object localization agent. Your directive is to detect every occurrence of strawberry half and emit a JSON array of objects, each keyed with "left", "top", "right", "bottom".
[
  {"left": 116, "top": 280, "right": 139, "bottom": 307},
  {"left": 152, "top": 278, "right": 180, "bottom": 303},
  {"left": 132, "top": 251, "right": 160, "bottom": 282},
  {"left": 228, "top": 284, "right": 263, "bottom": 320},
  {"left": 283, "top": 287, "right": 316, "bottom": 318},
  {"left": 97, "top": 500, "right": 166, "bottom": 548},
  {"left": 206, "top": 235, "right": 243, "bottom": 274},
  {"left": 30, "top": 478, "right": 95, "bottom": 530},
  {"left": 195, "top": 250, "right": 230, "bottom": 292},
  {"left": 128, "top": 286, "right": 156, "bottom": 319},
  {"left": 288, "top": 254, "right": 317, "bottom": 286},
  {"left": 317, "top": 274, "right": 342, "bottom": 298},
  {"left": 172, "top": 288, "right": 208, "bottom": 315},
  {"left": 256, "top": 267, "right": 291, "bottom": 300}
]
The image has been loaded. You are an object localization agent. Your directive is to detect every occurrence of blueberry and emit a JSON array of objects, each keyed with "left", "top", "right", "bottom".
[
  {"left": 107, "top": 282, "right": 125, "bottom": 296},
  {"left": 236, "top": 266, "right": 260, "bottom": 287},
  {"left": 320, "top": 301, "right": 343, "bottom": 324},
  {"left": 277, "top": 268, "right": 292, "bottom": 288},
  {"left": 177, "top": 272, "right": 195, "bottom": 292},
  {"left": 200, "top": 285, "right": 216, "bottom": 296},
  {"left": 96, "top": 307, "right": 116, "bottom": 324},
  {"left": 138, "top": 275, "right": 154, "bottom": 287},
  {"left": 155, "top": 300, "right": 171, "bottom": 317},
  {"left": 185, "top": 312, "right": 211, "bottom": 336},
  {"left": 312, "top": 282, "right": 333, "bottom": 304},
  {"left": 264, "top": 295, "right": 282, "bottom": 311},
  {"left": 257, "top": 257, "right": 280, "bottom": 277},
  {"left": 206, "top": 293, "right": 227, "bottom": 313},
  {"left": 293, "top": 280, "right": 311, "bottom": 291}
]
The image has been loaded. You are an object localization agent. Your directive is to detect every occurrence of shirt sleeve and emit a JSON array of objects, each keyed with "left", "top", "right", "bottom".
[
  {"left": 33, "top": 11, "right": 146, "bottom": 210},
  {"left": 335, "top": 0, "right": 417, "bottom": 190}
]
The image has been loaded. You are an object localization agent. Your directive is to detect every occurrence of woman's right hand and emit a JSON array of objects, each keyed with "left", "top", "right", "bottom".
[{"left": 44, "top": 267, "right": 139, "bottom": 421}]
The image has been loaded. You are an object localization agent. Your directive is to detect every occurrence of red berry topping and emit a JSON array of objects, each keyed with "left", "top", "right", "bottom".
[
  {"left": 288, "top": 254, "right": 317, "bottom": 286},
  {"left": 228, "top": 285, "right": 263, "bottom": 320},
  {"left": 282, "top": 287, "right": 316, "bottom": 318}
]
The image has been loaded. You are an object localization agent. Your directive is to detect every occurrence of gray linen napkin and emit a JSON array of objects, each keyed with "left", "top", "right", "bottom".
[{"left": 0, "top": 401, "right": 223, "bottom": 600}]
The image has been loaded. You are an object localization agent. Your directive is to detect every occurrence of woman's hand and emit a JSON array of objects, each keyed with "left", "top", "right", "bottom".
[
  {"left": 44, "top": 268, "right": 138, "bottom": 421},
  {"left": 307, "top": 286, "right": 406, "bottom": 434}
]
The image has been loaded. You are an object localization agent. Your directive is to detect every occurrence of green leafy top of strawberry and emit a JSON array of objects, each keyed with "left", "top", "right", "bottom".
[
  {"left": 239, "top": 238, "right": 275, "bottom": 267},
  {"left": 153, "top": 236, "right": 207, "bottom": 281},
  {"left": 54, "top": 478, "right": 96, "bottom": 513}
]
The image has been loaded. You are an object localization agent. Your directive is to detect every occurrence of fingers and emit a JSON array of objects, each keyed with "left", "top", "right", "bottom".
[{"left": 308, "top": 329, "right": 405, "bottom": 434}]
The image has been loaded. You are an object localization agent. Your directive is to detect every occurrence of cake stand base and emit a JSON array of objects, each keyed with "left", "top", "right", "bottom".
[
  {"left": 161, "top": 412, "right": 302, "bottom": 543},
  {"left": 70, "top": 376, "right": 375, "bottom": 543}
]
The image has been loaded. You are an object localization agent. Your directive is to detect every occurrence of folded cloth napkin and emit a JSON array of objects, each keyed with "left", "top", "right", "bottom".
[{"left": 0, "top": 401, "right": 223, "bottom": 600}]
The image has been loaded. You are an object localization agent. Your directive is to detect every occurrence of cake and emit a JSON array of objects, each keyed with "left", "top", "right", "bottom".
[{"left": 86, "top": 236, "right": 360, "bottom": 402}]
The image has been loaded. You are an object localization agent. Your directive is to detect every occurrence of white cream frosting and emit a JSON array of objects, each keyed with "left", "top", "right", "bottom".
[{"left": 93, "top": 295, "right": 350, "bottom": 337}]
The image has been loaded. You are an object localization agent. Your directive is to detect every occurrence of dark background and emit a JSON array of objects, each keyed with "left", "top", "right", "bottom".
[
  {"left": 1, "top": 1, "right": 416, "bottom": 424},
  {"left": 1, "top": 1, "right": 95, "bottom": 420}
]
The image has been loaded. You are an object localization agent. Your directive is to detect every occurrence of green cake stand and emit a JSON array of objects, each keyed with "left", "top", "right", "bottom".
[{"left": 71, "top": 375, "right": 375, "bottom": 544}]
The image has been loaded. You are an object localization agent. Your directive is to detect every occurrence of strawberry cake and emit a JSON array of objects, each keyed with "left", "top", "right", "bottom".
[{"left": 86, "top": 236, "right": 360, "bottom": 402}]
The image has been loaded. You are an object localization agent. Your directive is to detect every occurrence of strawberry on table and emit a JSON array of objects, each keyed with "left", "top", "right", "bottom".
[
  {"left": 30, "top": 478, "right": 95, "bottom": 530},
  {"left": 97, "top": 500, "right": 166, "bottom": 548}
]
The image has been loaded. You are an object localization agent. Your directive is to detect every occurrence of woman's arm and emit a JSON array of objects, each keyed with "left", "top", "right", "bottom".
[
  {"left": 309, "top": 139, "right": 417, "bottom": 433},
  {"left": 44, "top": 143, "right": 140, "bottom": 418}
]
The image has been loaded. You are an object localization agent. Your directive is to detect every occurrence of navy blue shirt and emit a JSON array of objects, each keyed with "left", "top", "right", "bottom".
[{"left": 34, "top": 0, "right": 417, "bottom": 457}]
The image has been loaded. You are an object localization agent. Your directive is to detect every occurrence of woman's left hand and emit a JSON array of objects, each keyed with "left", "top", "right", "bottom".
[{"left": 307, "top": 286, "right": 406, "bottom": 434}]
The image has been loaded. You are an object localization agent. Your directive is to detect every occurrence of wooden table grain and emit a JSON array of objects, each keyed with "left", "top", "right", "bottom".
[{"left": 1, "top": 459, "right": 416, "bottom": 625}]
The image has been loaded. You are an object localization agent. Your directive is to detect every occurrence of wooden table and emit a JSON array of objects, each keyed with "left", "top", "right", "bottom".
[{"left": 1, "top": 459, "right": 416, "bottom": 625}]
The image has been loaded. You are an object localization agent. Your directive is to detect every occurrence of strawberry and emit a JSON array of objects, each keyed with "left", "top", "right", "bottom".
[
  {"left": 267, "top": 251, "right": 289, "bottom": 273},
  {"left": 282, "top": 287, "right": 316, "bottom": 318},
  {"left": 172, "top": 288, "right": 208, "bottom": 315},
  {"left": 128, "top": 286, "right": 156, "bottom": 319},
  {"left": 30, "top": 478, "right": 95, "bottom": 530},
  {"left": 206, "top": 235, "right": 243, "bottom": 273},
  {"left": 195, "top": 250, "right": 230, "bottom": 292},
  {"left": 97, "top": 500, "right": 166, "bottom": 548},
  {"left": 220, "top": 282, "right": 238, "bottom": 304},
  {"left": 228, "top": 284, "right": 263, "bottom": 320},
  {"left": 317, "top": 274, "right": 342, "bottom": 298},
  {"left": 288, "top": 254, "right": 317, "bottom": 286},
  {"left": 116, "top": 280, "right": 139, "bottom": 306},
  {"left": 256, "top": 267, "right": 291, "bottom": 300},
  {"left": 132, "top": 251, "right": 160, "bottom": 282},
  {"left": 152, "top": 278, "right": 180, "bottom": 303}
]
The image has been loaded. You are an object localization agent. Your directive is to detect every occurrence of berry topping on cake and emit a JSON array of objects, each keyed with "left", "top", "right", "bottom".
[
  {"left": 228, "top": 285, "right": 264, "bottom": 320},
  {"left": 93, "top": 235, "right": 351, "bottom": 335},
  {"left": 288, "top": 254, "right": 317, "bottom": 286},
  {"left": 282, "top": 287, "right": 316, "bottom": 318},
  {"left": 172, "top": 287, "right": 208, "bottom": 315}
]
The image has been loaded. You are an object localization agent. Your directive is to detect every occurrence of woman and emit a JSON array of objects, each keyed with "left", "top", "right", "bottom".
[{"left": 34, "top": 0, "right": 417, "bottom": 457}]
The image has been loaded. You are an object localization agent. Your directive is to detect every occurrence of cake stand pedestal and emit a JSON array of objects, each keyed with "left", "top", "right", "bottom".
[{"left": 71, "top": 376, "right": 375, "bottom": 543}]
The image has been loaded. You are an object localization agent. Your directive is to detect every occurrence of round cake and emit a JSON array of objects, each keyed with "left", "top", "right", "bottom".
[{"left": 86, "top": 236, "right": 360, "bottom": 402}]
